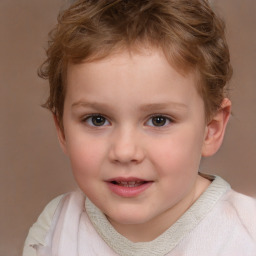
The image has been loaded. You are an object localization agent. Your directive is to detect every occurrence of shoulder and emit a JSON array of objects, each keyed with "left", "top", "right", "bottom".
[
  {"left": 222, "top": 189, "right": 256, "bottom": 217},
  {"left": 23, "top": 194, "right": 65, "bottom": 256},
  {"left": 219, "top": 189, "right": 256, "bottom": 238},
  {"left": 225, "top": 189, "right": 256, "bottom": 209}
]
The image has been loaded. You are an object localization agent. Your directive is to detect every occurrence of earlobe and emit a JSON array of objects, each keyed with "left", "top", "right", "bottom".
[
  {"left": 53, "top": 114, "right": 68, "bottom": 155},
  {"left": 202, "top": 98, "right": 231, "bottom": 157}
]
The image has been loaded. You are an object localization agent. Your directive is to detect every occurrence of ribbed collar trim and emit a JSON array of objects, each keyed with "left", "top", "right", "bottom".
[{"left": 85, "top": 175, "right": 230, "bottom": 256}]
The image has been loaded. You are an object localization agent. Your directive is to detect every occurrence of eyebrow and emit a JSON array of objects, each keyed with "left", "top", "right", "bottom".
[
  {"left": 72, "top": 101, "right": 111, "bottom": 110},
  {"left": 72, "top": 100, "right": 188, "bottom": 112},
  {"left": 139, "top": 102, "right": 188, "bottom": 112}
]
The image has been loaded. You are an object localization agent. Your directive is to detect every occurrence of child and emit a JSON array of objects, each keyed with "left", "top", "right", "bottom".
[{"left": 23, "top": 0, "right": 256, "bottom": 255}]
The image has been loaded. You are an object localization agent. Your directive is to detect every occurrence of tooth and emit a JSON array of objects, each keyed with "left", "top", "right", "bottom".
[{"left": 115, "top": 180, "right": 145, "bottom": 187}]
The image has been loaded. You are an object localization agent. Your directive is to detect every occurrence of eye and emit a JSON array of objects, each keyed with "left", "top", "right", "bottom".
[
  {"left": 146, "top": 115, "right": 172, "bottom": 127},
  {"left": 84, "top": 115, "right": 110, "bottom": 127}
]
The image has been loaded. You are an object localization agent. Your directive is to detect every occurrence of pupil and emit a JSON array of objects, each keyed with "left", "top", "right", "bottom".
[
  {"left": 152, "top": 116, "right": 166, "bottom": 126},
  {"left": 92, "top": 116, "right": 105, "bottom": 126}
]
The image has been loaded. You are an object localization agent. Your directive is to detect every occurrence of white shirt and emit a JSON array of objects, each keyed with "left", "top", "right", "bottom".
[{"left": 23, "top": 175, "right": 256, "bottom": 256}]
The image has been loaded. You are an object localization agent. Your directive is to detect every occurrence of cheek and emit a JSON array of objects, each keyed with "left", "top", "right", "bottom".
[
  {"left": 66, "top": 136, "right": 106, "bottom": 179},
  {"left": 149, "top": 129, "right": 203, "bottom": 176}
]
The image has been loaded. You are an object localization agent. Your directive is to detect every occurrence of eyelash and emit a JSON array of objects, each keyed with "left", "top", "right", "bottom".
[
  {"left": 81, "top": 114, "right": 174, "bottom": 127},
  {"left": 146, "top": 114, "right": 173, "bottom": 127},
  {"left": 81, "top": 114, "right": 110, "bottom": 127}
]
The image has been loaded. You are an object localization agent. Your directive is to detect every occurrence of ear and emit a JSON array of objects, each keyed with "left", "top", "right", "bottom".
[
  {"left": 202, "top": 98, "right": 231, "bottom": 157},
  {"left": 53, "top": 114, "right": 68, "bottom": 155}
]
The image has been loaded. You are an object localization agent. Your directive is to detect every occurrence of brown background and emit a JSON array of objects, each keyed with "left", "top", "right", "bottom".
[{"left": 0, "top": 0, "right": 255, "bottom": 255}]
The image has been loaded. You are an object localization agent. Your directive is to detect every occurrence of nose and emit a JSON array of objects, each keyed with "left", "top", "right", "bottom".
[{"left": 108, "top": 127, "right": 145, "bottom": 164}]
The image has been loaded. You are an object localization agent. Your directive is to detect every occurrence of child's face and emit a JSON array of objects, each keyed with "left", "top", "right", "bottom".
[{"left": 59, "top": 48, "right": 212, "bottom": 239}]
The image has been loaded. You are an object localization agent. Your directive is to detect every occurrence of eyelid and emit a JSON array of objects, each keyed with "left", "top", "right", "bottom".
[
  {"left": 145, "top": 114, "right": 174, "bottom": 127},
  {"left": 81, "top": 113, "right": 111, "bottom": 126},
  {"left": 81, "top": 113, "right": 106, "bottom": 120}
]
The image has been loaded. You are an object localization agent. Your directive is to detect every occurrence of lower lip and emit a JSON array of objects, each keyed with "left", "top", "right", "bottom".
[{"left": 106, "top": 182, "right": 153, "bottom": 198}]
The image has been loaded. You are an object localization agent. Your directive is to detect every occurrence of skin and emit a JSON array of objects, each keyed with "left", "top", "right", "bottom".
[{"left": 56, "top": 48, "right": 231, "bottom": 242}]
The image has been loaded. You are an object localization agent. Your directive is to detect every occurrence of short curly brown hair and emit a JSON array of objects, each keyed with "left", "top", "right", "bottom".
[{"left": 39, "top": 0, "right": 232, "bottom": 127}]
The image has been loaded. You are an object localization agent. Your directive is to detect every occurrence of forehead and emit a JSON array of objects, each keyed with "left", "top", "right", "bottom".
[
  {"left": 64, "top": 48, "right": 204, "bottom": 118},
  {"left": 66, "top": 47, "right": 199, "bottom": 91}
]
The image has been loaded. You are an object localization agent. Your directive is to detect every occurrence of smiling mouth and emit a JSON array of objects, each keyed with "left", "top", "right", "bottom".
[
  {"left": 110, "top": 180, "right": 147, "bottom": 187},
  {"left": 106, "top": 178, "right": 153, "bottom": 197}
]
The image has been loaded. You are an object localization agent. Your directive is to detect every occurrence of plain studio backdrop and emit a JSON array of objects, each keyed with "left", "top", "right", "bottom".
[{"left": 0, "top": 0, "right": 255, "bottom": 255}]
